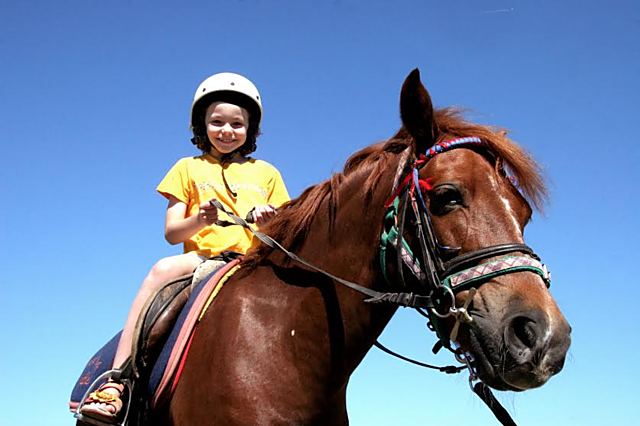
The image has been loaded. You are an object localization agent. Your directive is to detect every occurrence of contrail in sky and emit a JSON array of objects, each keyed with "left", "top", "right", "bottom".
[{"left": 483, "top": 8, "right": 515, "bottom": 14}]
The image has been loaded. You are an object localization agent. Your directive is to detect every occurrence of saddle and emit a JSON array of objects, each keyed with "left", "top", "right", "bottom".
[
  {"left": 133, "top": 257, "right": 229, "bottom": 374},
  {"left": 69, "top": 255, "right": 242, "bottom": 425}
]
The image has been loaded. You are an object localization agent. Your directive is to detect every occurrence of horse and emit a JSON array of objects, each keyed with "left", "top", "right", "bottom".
[{"left": 123, "top": 69, "right": 571, "bottom": 425}]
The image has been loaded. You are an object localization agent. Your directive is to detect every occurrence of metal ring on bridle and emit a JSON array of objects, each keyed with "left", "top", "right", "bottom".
[{"left": 429, "top": 285, "right": 456, "bottom": 318}]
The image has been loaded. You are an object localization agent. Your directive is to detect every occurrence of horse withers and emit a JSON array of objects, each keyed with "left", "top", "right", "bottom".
[{"left": 82, "top": 69, "right": 571, "bottom": 425}]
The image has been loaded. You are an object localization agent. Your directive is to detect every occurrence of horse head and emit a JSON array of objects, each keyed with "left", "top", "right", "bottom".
[{"left": 399, "top": 69, "right": 571, "bottom": 391}]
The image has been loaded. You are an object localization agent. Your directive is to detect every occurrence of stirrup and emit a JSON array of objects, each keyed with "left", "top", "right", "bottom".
[{"left": 74, "top": 369, "right": 133, "bottom": 426}]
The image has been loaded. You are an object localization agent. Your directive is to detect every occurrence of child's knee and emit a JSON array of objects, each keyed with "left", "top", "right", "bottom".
[
  {"left": 143, "top": 254, "right": 200, "bottom": 292},
  {"left": 146, "top": 257, "right": 179, "bottom": 285}
]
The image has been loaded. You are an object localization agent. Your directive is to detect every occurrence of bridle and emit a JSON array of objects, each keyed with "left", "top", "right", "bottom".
[
  {"left": 211, "top": 136, "right": 551, "bottom": 425},
  {"left": 375, "top": 136, "right": 551, "bottom": 426},
  {"left": 378, "top": 136, "right": 550, "bottom": 352}
]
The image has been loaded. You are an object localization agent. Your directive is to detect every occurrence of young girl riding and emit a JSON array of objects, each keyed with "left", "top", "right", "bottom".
[{"left": 80, "top": 72, "right": 290, "bottom": 422}]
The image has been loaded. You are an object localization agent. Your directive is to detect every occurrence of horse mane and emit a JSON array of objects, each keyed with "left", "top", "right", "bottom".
[{"left": 244, "top": 108, "right": 547, "bottom": 264}]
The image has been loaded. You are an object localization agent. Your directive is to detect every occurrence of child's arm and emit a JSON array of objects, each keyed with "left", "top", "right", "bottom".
[{"left": 164, "top": 196, "right": 218, "bottom": 245}]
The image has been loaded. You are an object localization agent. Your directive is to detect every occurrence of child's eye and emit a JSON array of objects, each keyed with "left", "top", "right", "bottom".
[
  {"left": 210, "top": 120, "right": 224, "bottom": 126},
  {"left": 232, "top": 122, "right": 245, "bottom": 128}
]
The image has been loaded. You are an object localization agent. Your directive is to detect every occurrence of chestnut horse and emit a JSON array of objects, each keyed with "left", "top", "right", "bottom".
[{"left": 149, "top": 70, "right": 570, "bottom": 424}]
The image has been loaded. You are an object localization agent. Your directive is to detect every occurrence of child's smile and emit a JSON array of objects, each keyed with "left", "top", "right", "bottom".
[{"left": 205, "top": 102, "right": 249, "bottom": 157}]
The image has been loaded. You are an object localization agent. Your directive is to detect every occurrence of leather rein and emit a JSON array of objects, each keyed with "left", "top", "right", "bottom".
[{"left": 211, "top": 136, "right": 550, "bottom": 426}]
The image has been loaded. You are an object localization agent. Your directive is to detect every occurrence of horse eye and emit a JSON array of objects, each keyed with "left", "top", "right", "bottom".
[{"left": 428, "top": 185, "right": 464, "bottom": 216}]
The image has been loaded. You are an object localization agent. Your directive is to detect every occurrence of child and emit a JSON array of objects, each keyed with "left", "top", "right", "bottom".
[{"left": 80, "top": 72, "right": 290, "bottom": 422}]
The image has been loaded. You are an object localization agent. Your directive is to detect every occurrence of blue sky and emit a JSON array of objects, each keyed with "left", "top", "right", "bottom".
[{"left": 1, "top": 1, "right": 638, "bottom": 425}]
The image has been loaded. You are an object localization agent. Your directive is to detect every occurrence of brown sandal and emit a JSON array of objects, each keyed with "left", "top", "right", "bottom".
[{"left": 79, "top": 381, "right": 125, "bottom": 422}]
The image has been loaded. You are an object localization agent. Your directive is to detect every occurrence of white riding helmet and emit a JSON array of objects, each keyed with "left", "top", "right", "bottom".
[{"left": 190, "top": 72, "right": 263, "bottom": 131}]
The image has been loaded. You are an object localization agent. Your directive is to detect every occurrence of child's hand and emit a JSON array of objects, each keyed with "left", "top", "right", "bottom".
[
  {"left": 250, "top": 205, "right": 277, "bottom": 225},
  {"left": 197, "top": 199, "right": 219, "bottom": 225}
]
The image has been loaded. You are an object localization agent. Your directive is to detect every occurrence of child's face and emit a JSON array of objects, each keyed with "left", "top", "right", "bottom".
[{"left": 205, "top": 102, "right": 250, "bottom": 157}]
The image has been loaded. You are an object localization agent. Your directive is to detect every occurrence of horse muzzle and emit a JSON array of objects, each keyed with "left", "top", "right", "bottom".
[{"left": 466, "top": 306, "right": 571, "bottom": 391}]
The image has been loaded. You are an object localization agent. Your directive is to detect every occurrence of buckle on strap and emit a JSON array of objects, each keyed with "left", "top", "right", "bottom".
[{"left": 364, "top": 292, "right": 432, "bottom": 308}]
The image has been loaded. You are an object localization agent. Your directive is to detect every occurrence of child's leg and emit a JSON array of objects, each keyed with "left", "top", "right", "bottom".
[
  {"left": 112, "top": 251, "right": 203, "bottom": 368},
  {"left": 81, "top": 251, "right": 203, "bottom": 419}
]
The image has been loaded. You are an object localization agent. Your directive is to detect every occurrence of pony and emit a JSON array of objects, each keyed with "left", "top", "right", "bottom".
[{"left": 103, "top": 69, "right": 573, "bottom": 425}]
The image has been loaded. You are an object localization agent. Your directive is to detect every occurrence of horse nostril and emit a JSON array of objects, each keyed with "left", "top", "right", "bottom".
[
  {"left": 512, "top": 316, "right": 538, "bottom": 349},
  {"left": 501, "top": 312, "right": 570, "bottom": 386},
  {"left": 505, "top": 315, "right": 546, "bottom": 363}
]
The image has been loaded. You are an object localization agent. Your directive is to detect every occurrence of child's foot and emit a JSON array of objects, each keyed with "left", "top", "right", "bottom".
[{"left": 80, "top": 381, "right": 124, "bottom": 422}]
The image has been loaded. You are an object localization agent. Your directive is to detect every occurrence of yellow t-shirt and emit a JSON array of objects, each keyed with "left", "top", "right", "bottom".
[{"left": 156, "top": 154, "right": 290, "bottom": 257}]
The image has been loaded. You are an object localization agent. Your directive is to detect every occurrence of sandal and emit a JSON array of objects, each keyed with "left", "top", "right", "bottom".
[{"left": 79, "top": 381, "right": 125, "bottom": 423}]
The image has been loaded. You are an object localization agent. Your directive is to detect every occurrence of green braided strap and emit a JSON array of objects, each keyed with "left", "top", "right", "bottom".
[
  {"left": 380, "top": 198, "right": 424, "bottom": 282},
  {"left": 442, "top": 255, "right": 551, "bottom": 291}
]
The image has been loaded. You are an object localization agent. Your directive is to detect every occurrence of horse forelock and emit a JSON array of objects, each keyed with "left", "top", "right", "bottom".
[
  {"left": 244, "top": 108, "right": 546, "bottom": 265},
  {"left": 432, "top": 108, "right": 548, "bottom": 211}
]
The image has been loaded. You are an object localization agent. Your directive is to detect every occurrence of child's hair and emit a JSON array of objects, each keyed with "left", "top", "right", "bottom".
[{"left": 190, "top": 91, "right": 261, "bottom": 156}]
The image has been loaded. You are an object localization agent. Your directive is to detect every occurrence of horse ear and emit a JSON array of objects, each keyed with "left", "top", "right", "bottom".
[{"left": 400, "top": 69, "right": 436, "bottom": 154}]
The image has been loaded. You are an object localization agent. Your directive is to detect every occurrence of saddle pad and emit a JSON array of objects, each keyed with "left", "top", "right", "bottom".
[
  {"left": 68, "top": 259, "right": 240, "bottom": 411},
  {"left": 148, "top": 259, "right": 240, "bottom": 407}
]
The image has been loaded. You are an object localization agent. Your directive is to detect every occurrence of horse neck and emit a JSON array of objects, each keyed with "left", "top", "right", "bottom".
[
  {"left": 289, "top": 155, "right": 401, "bottom": 374},
  {"left": 298, "top": 159, "right": 397, "bottom": 281}
]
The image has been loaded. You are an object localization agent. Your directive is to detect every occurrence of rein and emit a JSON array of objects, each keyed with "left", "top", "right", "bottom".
[
  {"left": 211, "top": 136, "right": 550, "bottom": 426},
  {"left": 210, "top": 199, "right": 401, "bottom": 303}
]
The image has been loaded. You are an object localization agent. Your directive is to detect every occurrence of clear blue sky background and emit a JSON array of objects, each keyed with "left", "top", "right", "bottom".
[{"left": 1, "top": 1, "right": 638, "bottom": 425}]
